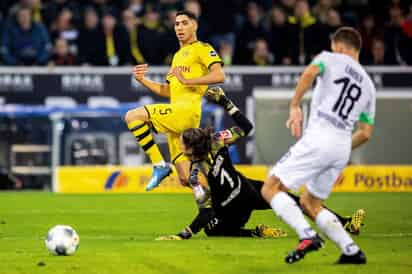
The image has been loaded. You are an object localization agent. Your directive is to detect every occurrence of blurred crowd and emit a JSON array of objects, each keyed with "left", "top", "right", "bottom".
[{"left": 0, "top": 0, "right": 411, "bottom": 67}]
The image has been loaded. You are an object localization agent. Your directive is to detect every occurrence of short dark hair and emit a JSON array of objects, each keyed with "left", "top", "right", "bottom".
[
  {"left": 176, "top": 10, "right": 198, "bottom": 21},
  {"left": 182, "top": 127, "right": 213, "bottom": 159},
  {"left": 331, "top": 26, "right": 362, "bottom": 51}
]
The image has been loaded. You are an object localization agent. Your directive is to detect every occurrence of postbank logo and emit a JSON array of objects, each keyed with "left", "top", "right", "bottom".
[{"left": 104, "top": 171, "right": 128, "bottom": 190}]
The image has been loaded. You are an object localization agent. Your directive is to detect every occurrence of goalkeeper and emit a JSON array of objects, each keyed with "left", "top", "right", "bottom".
[{"left": 157, "top": 87, "right": 365, "bottom": 240}]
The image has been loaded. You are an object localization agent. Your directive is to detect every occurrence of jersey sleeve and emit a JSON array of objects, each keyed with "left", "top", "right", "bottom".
[
  {"left": 359, "top": 88, "right": 376, "bottom": 125},
  {"left": 198, "top": 43, "right": 223, "bottom": 69},
  {"left": 310, "top": 51, "right": 329, "bottom": 75}
]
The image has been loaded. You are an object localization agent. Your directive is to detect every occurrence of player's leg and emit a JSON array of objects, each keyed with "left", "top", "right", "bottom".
[
  {"left": 168, "top": 132, "right": 192, "bottom": 186},
  {"left": 125, "top": 106, "right": 171, "bottom": 190},
  {"left": 261, "top": 139, "right": 326, "bottom": 264},
  {"left": 125, "top": 104, "right": 172, "bottom": 190},
  {"left": 305, "top": 169, "right": 366, "bottom": 264},
  {"left": 261, "top": 175, "right": 324, "bottom": 264},
  {"left": 125, "top": 106, "right": 164, "bottom": 164},
  {"left": 286, "top": 191, "right": 364, "bottom": 235},
  {"left": 203, "top": 211, "right": 259, "bottom": 238}
]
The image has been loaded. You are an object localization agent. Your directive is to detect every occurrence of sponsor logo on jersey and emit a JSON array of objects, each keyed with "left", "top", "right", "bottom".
[
  {"left": 209, "top": 50, "right": 217, "bottom": 57},
  {"left": 175, "top": 66, "right": 191, "bottom": 73}
]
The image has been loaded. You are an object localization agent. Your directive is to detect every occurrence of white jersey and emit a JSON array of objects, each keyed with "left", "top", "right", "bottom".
[
  {"left": 269, "top": 51, "right": 376, "bottom": 200},
  {"left": 307, "top": 51, "right": 376, "bottom": 136}
]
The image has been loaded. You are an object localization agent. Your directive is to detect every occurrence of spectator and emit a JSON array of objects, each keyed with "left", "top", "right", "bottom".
[
  {"left": 359, "top": 14, "right": 380, "bottom": 64},
  {"left": 77, "top": 7, "right": 103, "bottom": 65},
  {"left": 89, "top": 0, "right": 118, "bottom": 18},
  {"left": 219, "top": 41, "right": 234, "bottom": 66},
  {"left": 280, "top": 0, "right": 296, "bottom": 16},
  {"left": 124, "top": 0, "right": 145, "bottom": 18},
  {"left": 160, "top": 9, "right": 179, "bottom": 65},
  {"left": 49, "top": 8, "right": 78, "bottom": 55},
  {"left": 100, "top": 11, "right": 132, "bottom": 66},
  {"left": 286, "top": 0, "right": 324, "bottom": 64},
  {"left": 234, "top": 1, "right": 267, "bottom": 64},
  {"left": 312, "top": 0, "right": 336, "bottom": 24},
  {"left": 122, "top": 8, "right": 145, "bottom": 64},
  {"left": 268, "top": 6, "right": 290, "bottom": 64},
  {"left": 249, "top": 38, "right": 274, "bottom": 65},
  {"left": 42, "top": 0, "right": 80, "bottom": 29},
  {"left": 366, "top": 38, "right": 384, "bottom": 65},
  {"left": 326, "top": 8, "right": 342, "bottom": 32},
  {"left": 384, "top": 5, "right": 405, "bottom": 64},
  {"left": 49, "top": 37, "right": 76, "bottom": 66},
  {"left": 1, "top": 6, "right": 51, "bottom": 65},
  {"left": 135, "top": 7, "right": 165, "bottom": 64},
  {"left": 30, "top": 0, "right": 42, "bottom": 23},
  {"left": 159, "top": 0, "right": 182, "bottom": 14},
  {"left": 202, "top": 0, "right": 239, "bottom": 49},
  {"left": 8, "top": 0, "right": 43, "bottom": 23},
  {"left": 399, "top": 3, "right": 412, "bottom": 64},
  {"left": 184, "top": 0, "right": 209, "bottom": 41},
  {"left": 0, "top": 0, "right": 410, "bottom": 67}
]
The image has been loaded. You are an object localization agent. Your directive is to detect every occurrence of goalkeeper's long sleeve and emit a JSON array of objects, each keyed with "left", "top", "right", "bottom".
[
  {"left": 220, "top": 95, "right": 253, "bottom": 136},
  {"left": 188, "top": 208, "right": 216, "bottom": 235}
]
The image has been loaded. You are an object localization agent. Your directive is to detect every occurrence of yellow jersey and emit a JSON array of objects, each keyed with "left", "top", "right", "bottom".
[{"left": 166, "top": 41, "right": 223, "bottom": 109}]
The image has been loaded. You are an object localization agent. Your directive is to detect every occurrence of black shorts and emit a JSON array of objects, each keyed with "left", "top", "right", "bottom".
[{"left": 205, "top": 177, "right": 270, "bottom": 236}]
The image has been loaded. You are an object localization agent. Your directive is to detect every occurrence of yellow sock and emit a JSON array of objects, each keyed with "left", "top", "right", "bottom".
[{"left": 127, "top": 120, "right": 164, "bottom": 164}]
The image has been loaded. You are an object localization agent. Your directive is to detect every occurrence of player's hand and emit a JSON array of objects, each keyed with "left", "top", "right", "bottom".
[
  {"left": 171, "top": 67, "right": 189, "bottom": 85},
  {"left": 286, "top": 105, "right": 303, "bottom": 138},
  {"left": 155, "top": 235, "right": 184, "bottom": 241},
  {"left": 133, "top": 64, "right": 148, "bottom": 82},
  {"left": 205, "top": 87, "right": 226, "bottom": 105}
]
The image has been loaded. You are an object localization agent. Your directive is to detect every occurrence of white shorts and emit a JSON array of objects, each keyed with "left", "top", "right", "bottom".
[{"left": 269, "top": 131, "right": 351, "bottom": 200}]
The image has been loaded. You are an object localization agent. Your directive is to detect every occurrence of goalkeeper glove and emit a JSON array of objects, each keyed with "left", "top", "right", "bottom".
[
  {"left": 155, "top": 235, "right": 183, "bottom": 241},
  {"left": 155, "top": 227, "right": 193, "bottom": 240}
]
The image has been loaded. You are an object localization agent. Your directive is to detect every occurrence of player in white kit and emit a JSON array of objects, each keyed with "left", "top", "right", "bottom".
[{"left": 261, "top": 27, "right": 375, "bottom": 264}]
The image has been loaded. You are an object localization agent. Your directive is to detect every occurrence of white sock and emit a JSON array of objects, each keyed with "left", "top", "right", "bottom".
[
  {"left": 270, "top": 192, "right": 316, "bottom": 239},
  {"left": 315, "top": 209, "right": 360, "bottom": 255}
]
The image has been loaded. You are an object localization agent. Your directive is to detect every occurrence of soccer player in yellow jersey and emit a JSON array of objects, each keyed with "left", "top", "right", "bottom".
[{"left": 124, "top": 10, "right": 225, "bottom": 191}]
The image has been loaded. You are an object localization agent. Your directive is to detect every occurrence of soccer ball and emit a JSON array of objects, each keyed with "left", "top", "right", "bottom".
[{"left": 45, "top": 225, "right": 80, "bottom": 255}]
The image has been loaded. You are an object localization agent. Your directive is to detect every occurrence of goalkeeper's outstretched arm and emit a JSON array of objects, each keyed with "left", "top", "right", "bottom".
[{"left": 206, "top": 87, "right": 253, "bottom": 145}]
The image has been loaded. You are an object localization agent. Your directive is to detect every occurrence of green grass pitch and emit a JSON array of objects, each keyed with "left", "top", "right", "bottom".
[{"left": 0, "top": 192, "right": 411, "bottom": 274}]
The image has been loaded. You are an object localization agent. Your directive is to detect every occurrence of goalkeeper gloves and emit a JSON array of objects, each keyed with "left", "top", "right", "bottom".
[
  {"left": 155, "top": 227, "right": 193, "bottom": 241},
  {"left": 155, "top": 235, "right": 183, "bottom": 240}
]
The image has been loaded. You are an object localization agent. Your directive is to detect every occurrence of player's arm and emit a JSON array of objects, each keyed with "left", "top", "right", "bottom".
[
  {"left": 288, "top": 64, "right": 321, "bottom": 138},
  {"left": 207, "top": 87, "right": 253, "bottom": 145},
  {"left": 133, "top": 64, "right": 170, "bottom": 97},
  {"left": 157, "top": 165, "right": 215, "bottom": 240},
  {"left": 352, "top": 94, "right": 375, "bottom": 150},
  {"left": 182, "top": 164, "right": 215, "bottom": 238},
  {"left": 352, "top": 122, "right": 373, "bottom": 150},
  {"left": 172, "top": 62, "right": 225, "bottom": 85},
  {"left": 156, "top": 207, "right": 216, "bottom": 240}
]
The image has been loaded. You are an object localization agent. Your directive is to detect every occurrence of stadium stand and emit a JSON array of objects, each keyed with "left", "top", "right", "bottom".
[{"left": 0, "top": 0, "right": 411, "bottom": 66}]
